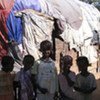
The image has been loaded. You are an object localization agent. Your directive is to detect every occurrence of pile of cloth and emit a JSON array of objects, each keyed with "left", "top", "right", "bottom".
[{"left": 0, "top": 0, "right": 100, "bottom": 71}]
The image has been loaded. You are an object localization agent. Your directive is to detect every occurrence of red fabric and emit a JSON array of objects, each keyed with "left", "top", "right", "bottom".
[
  {"left": 0, "top": 42, "right": 7, "bottom": 60},
  {"left": 0, "top": 0, "right": 14, "bottom": 60}
]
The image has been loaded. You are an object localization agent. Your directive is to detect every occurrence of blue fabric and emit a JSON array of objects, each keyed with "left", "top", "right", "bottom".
[
  {"left": 7, "top": 12, "right": 22, "bottom": 44},
  {"left": 12, "top": 0, "right": 41, "bottom": 11},
  {"left": 7, "top": 0, "right": 41, "bottom": 44},
  {"left": 15, "top": 68, "right": 34, "bottom": 100}
]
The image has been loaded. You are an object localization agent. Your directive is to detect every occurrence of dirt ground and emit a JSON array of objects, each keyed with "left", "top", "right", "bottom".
[{"left": 55, "top": 39, "right": 100, "bottom": 100}]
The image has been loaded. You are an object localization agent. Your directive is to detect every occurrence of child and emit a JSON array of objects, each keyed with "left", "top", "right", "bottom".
[
  {"left": 0, "top": 56, "right": 15, "bottom": 100},
  {"left": 74, "top": 56, "right": 97, "bottom": 100},
  {"left": 58, "top": 55, "right": 76, "bottom": 100},
  {"left": 14, "top": 55, "right": 35, "bottom": 100},
  {"left": 31, "top": 40, "right": 58, "bottom": 100}
]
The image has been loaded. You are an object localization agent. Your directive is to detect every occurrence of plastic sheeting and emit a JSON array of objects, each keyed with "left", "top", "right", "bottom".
[
  {"left": 0, "top": 0, "right": 100, "bottom": 64},
  {"left": 16, "top": 9, "right": 54, "bottom": 60},
  {"left": 45, "top": 0, "right": 83, "bottom": 30},
  {"left": 60, "top": 1, "right": 100, "bottom": 63},
  {"left": 7, "top": 0, "right": 41, "bottom": 44},
  {"left": 0, "top": 0, "right": 14, "bottom": 60}
]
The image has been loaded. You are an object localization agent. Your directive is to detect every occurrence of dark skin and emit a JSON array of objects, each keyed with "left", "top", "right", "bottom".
[
  {"left": 35, "top": 49, "right": 59, "bottom": 97},
  {"left": 31, "top": 50, "right": 51, "bottom": 94},
  {"left": 59, "top": 63, "right": 74, "bottom": 100},
  {"left": 62, "top": 63, "right": 75, "bottom": 87},
  {"left": 42, "top": 50, "right": 51, "bottom": 60},
  {"left": 14, "top": 59, "right": 35, "bottom": 100},
  {"left": 23, "top": 63, "right": 39, "bottom": 99},
  {"left": 80, "top": 67, "right": 90, "bottom": 77},
  {"left": 74, "top": 65, "right": 96, "bottom": 94}
]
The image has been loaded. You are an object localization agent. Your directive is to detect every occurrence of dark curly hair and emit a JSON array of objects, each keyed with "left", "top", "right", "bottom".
[
  {"left": 23, "top": 55, "right": 34, "bottom": 67},
  {"left": 39, "top": 40, "right": 52, "bottom": 52},
  {"left": 1, "top": 56, "right": 14, "bottom": 72},
  {"left": 63, "top": 55, "right": 73, "bottom": 66},
  {"left": 76, "top": 56, "right": 90, "bottom": 68}
]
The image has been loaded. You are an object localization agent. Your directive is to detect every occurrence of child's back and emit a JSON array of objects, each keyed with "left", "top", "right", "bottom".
[
  {"left": 14, "top": 55, "right": 35, "bottom": 100},
  {"left": 0, "top": 56, "right": 15, "bottom": 100},
  {"left": 75, "top": 73, "right": 96, "bottom": 100},
  {"left": 58, "top": 55, "right": 76, "bottom": 100},
  {"left": 74, "top": 56, "right": 96, "bottom": 100}
]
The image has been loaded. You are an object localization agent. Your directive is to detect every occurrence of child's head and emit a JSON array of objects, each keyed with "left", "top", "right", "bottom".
[
  {"left": 1, "top": 56, "right": 14, "bottom": 72},
  {"left": 62, "top": 55, "right": 73, "bottom": 72},
  {"left": 40, "top": 40, "right": 52, "bottom": 58},
  {"left": 76, "top": 56, "right": 89, "bottom": 72},
  {"left": 23, "top": 55, "right": 34, "bottom": 70}
]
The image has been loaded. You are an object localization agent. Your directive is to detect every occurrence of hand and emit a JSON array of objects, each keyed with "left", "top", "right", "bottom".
[
  {"left": 39, "top": 87, "right": 48, "bottom": 94},
  {"left": 54, "top": 92, "right": 59, "bottom": 100}
]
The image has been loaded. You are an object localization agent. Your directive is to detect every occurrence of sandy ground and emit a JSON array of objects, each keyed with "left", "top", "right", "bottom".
[{"left": 55, "top": 39, "right": 100, "bottom": 100}]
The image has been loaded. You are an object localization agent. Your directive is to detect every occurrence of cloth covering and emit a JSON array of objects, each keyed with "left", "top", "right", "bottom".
[
  {"left": 45, "top": 0, "right": 83, "bottom": 30},
  {"left": 60, "top": 1, "right": 100, "bottom": 63},
  {"left": 7, "top": 0, "right": 41, "bottom": 44},
  {"left": 0, "top": 0, "right": 14, "bottom": 60},
  {"left": 16, "top": 9, "right": 54, "bottom": 60}
]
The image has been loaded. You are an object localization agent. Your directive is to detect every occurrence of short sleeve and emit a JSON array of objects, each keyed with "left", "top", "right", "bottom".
[
  {"left": 69, "top": 72, "right": 76, "bottom": 83},
  {"left": 31, "top": 60, "right": 40, "bottom": 75},
  {"left": 91, "top": 74, "right": 97, "bottom": 88}
]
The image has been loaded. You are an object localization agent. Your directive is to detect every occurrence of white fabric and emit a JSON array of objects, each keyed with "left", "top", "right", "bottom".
[
  {"left": 16, "top": 9, "right": 54, "bottom": 60},
  {"left": 45, "top": 0, "right": 83, "bottom": 30},
  {"left": 31, "top": 58, "right": 58, "bottom": 100},
  {"left": 81, "top": 45, "right": 98, "bottom": 63},
  {"left": 36, "top": 59, "right": 58, "bottom": 94},
  {"left": 60, "top": 1, "right": 100, "bottom": 63}
]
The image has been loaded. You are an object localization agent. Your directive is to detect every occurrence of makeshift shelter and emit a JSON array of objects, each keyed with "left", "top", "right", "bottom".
[
  {"left": 15, "top": 9, "right": 54, "bottom": 60},
  {"left": 0, "top": 0, "right": 100, "bottom": 71}
]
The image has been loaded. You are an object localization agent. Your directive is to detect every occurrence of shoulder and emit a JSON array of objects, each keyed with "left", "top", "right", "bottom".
[
  {"left": 32, "top": 59, "right": 41, "bottom": 68},
  {"left": 10, "top": 71, "right": 16, "bottom": 79},
  {"left": 35, "top": 58, "right": 45, "bottom": 65},
  {"left": 88, "top": 73, "right": 96, "bottom": 79},
  {"left": 58, "top": 73, "right": 64, "bottom": 80},
  {"left": 69, "top": 71, "right": 76, "bottom": 81},
  {"left": 76, "top": 73, "right": 81, "bottom": 79},
  {"left": 69, "top": 71, "right": 76, "bottom": 76},
  {"left": 49, "top": 58, "right": 55, "bottom": 65},
  {"left": 31, "top": 59, "right": 41, "bottom": 74},
  {"left": 14, "top": 70, "right": 22, "bottom": 80},
  {"left": 16, "top": 71, "right": 21, "bottom": 76},
  {"left": 0, "top": 71, "right": 6, "bottom": 78},
  {"left": 69, "top": 71, "right": 76, "bottom": 77}
]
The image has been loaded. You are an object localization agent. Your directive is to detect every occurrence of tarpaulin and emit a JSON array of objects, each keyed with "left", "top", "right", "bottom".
[
  {"left": 7, "top": 0, "right": 41, "bottom": 44},
  {"left": 43, "top": 0, "right": 83, "bottom": 30},
  {"left": 0, "top": 0, "right": 14, "bottom": 60},
  {"left": 16, "top": 9, "right": 54, "bottom": 60}
]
